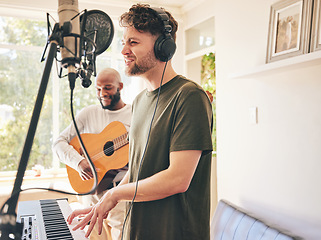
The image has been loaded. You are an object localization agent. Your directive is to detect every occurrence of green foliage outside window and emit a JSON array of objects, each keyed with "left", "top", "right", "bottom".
[
  {"left": 0, "top": 17, "right": 46, "bottom": 46},
  {"left": 0, "top": 17, "right": 51, "bottom": 171},
  {"left": 201, "top": 52, "right": 216, "bottom": 155},
  {"left": 0, "top": 16, "right": 97, "bottom": 171}
]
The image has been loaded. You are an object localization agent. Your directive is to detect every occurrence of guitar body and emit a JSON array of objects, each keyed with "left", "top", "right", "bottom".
[{"left": 66, "top": 121, "right": 129, "bottom": 194}]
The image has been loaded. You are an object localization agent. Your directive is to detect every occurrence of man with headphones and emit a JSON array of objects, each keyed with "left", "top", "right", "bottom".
[{"left": 68, "top": 4, "right": 213, "bottom": 240}]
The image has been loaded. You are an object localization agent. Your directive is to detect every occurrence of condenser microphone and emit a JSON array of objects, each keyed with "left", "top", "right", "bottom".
[{"left": 58, "top": 0, "right": 81, "bottom": 88}]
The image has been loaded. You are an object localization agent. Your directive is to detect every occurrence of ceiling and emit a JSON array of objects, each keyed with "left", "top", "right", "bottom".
[
  {"left": 85, "top": 0, "right": 191, "bottom": 9},
  {"left": 81, "top": 0, "right": 202, "bottom": 13},
  {"left": 0, "top": 0, "right": 205, "bottom": 24},
  {"left": 0, "top": 0, "right": 202, "bottom": 16}
]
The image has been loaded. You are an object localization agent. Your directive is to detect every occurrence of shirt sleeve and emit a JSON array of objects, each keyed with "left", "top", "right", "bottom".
[
  {"left": 52, "top": 108, "right": 88, "bottom": 170},
  {"left": 170, "top": 86, "right": 213, "bottom": 155}
]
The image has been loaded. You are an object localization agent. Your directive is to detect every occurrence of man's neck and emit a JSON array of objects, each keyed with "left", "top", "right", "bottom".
[
  {"left": 112, "top": 100, "right": 126, "bottom": 110},
  {"left": 144, "top": 64, "right": 177, "bottom": 91},
  {"left": 103, "top": 100, "right": 126, "bottom": 111}
]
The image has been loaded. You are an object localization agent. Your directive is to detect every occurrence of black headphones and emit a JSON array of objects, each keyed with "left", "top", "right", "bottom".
[{"left": 150, "top": 7, "right": 177, "bottom": 62}]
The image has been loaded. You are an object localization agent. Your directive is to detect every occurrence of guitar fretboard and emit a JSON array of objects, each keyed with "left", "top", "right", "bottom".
[{"left": 113, "top": 132, "right": 129, "bottom": 150}]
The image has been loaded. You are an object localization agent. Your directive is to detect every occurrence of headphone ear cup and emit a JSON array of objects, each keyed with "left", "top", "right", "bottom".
[{"left": 154, "top": 34, "right": 176, "bottom": 62}]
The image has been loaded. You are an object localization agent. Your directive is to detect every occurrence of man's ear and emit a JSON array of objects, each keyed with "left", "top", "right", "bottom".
[{"left": 119, "top": 82, "right": 124, "bottom": 91}]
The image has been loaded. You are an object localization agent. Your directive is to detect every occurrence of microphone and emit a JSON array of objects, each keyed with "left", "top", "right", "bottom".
[
  {"left": 79, "top": 54, "right": 94, "bottom": 88},
  {"left": 78, "top": 9, "right": 114, "bottom": 88},
  {"left": 58, "top": 0, "right": 81, "bottom": 89},
  {"left": 53, "top": 4, "right": 114, "bottom": 89}
]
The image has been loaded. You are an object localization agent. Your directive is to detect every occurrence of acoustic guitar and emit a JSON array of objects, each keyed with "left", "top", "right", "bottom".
[{"left": 66, "top": 121, "right": 129, "bottom": 193}]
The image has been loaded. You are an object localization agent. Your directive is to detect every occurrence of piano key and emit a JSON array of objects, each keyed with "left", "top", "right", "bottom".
[{"left": 17, "top": 198, "right": 88, "bottom": 239}]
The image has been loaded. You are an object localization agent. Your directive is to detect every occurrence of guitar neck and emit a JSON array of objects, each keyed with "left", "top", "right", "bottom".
[{"left": 113, "top": 132, "right": 129, "bottom": 150}]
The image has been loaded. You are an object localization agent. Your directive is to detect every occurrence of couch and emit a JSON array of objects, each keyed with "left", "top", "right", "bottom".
[{"left": 211, "top": 199, "right": 302, "bottom": 240}]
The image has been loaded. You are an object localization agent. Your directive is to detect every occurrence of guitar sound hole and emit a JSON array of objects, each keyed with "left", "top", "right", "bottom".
[{"left": 104, "top": 141, "right": 114, "bottom": 156}]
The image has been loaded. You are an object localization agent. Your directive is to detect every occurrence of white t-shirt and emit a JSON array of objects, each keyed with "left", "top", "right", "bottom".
[{"left": 52, "top": 104, "right": 132, "bottom": 170}]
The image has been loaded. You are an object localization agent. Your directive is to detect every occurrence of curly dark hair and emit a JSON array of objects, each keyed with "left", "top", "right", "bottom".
[{"left": 119, "top": 3, "right": 178, "bottom": 41}]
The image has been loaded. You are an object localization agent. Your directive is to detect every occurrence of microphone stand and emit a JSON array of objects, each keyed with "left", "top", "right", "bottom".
[{"left": 0, "top": 23, "right": 61, "bottom": 240}]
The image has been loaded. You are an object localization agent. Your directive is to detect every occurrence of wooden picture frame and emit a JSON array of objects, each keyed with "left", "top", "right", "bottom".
[
  {"left": 310, "top": 0, "right": 321, "bottom": 51},
  {"left": 266, "top": 0, "right": 312, "bottom": 63}
]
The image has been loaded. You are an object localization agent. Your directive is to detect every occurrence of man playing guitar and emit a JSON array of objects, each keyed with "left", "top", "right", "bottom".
[{"left": 52, "top": 67, "right": 131, "bottom": 240}]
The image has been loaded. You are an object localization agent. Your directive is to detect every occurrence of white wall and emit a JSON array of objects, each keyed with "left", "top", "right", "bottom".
[{"left": 215, "top": 0, "right": 321, "bottom": 239}]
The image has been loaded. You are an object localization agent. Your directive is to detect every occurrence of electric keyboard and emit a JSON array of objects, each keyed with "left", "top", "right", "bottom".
[{"left": 17, "top": 198, "right": 87, "bottom": 240}]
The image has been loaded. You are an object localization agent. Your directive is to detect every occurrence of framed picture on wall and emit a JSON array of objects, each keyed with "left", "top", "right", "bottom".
[
  {"left": 310, "top": 0, "right": 321, "bottom": 51},
  {"left": 266, "top": 0, "right": 313, "bottom": 63}
]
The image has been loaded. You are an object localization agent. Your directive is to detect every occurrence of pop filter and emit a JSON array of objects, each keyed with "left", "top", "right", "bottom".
[{"left": 80, "top": 10, "right": 114, "bottom": 55}]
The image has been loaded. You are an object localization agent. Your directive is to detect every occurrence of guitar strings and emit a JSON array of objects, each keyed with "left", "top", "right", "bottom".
[{"left": 86, "top": 133, "right": 129, "bottom": 161}]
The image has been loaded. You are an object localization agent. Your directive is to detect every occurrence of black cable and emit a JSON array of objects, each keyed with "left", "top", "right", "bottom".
[
  {"left": 1, "top": 187, "right": 82, "bottom": 213},
  {"left": 68, "top": 73, "right": 98, "bottom": 195},
  {"left": 120, "top": 61, "right": 168, "bottom": 240}
]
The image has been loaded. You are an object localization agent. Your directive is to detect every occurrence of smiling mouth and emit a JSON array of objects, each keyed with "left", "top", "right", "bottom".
[
  {"left": 124, "top": 57, "right": 134, "bottom": 65},
  {"left": 99, "top": 97, "right": 111, "bottom": 103}
]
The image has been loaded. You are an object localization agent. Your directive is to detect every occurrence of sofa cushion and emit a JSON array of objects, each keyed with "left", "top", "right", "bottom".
[{"left": 211, "top": 199, "right": 302, "bottom": 240}]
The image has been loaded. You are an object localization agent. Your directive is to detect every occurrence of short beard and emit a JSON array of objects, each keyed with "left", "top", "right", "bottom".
[
  {"left": 99, "top": 89, "right": 121, "bottom": 110},
  {"left": 126, "top": 50, "right": 157, "bottom": 76}
]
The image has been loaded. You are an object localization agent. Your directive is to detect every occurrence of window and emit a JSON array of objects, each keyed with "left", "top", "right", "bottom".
[
  {"left": 0, "top": 16, "right": 50, "bottom": 172},
  {"left": 0, "top": 16, "right": 141, "bottom": 175}
]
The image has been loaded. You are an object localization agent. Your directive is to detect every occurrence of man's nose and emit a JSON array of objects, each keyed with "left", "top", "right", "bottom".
[
  {"left": 100, "top": 89, "right": 108, "bottom": 97},
  {"left": 121, "top": 43, "right": 130, "bottom": 55}
]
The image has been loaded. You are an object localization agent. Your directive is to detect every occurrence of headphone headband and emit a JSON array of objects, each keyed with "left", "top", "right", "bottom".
[
  {"left": 149, "top": 7, "right": 176, "bottom": 62},
  {"left": 150, "top": 7, "right": 172, "bottom": 33}
]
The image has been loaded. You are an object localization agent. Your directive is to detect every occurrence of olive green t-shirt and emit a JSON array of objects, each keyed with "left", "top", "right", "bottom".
[{"left": 125, "top": 75, "right": 213, "bottom": 240}]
